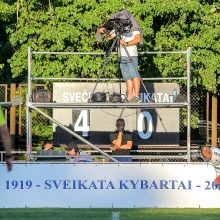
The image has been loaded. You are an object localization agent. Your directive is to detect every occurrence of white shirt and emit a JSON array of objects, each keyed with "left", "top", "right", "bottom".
[
  {"left": 69, "top": 151, "right": 92, "bottom": 163},
  {"left": 211, "top": 148, "right": 220, "bottom": 166},
  {"left": 120, "top": 30, "right": 140, "bottom": 57},
  {"left": 209, "top": 148, "right": 220, "bottom": 176}
]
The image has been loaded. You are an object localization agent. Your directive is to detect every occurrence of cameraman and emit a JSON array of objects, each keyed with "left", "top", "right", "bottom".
[{"left": 98, "top": 10, "right": 142, "bottom": 103}]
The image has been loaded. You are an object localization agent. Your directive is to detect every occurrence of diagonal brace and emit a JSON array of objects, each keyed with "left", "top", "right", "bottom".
[{"left": 28, "top": 103, "right": 118, "bottom": 162}]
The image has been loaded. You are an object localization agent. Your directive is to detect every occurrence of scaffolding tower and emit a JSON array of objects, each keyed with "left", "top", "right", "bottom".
[{"left": 26, "top": 47, "right": 191, "bottom": 162}]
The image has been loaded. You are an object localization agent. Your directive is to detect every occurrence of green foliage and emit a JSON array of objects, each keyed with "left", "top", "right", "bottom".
[
  {"left": 1, "top": 208, "right": 220, "bottom": 220},
  {"left": 32, "top": 110, "right": 53, "bottom": 140},
  {"left": 18, "top": 86, "right": 53, "bottom": 141},
  {"left": 0, "top": 0, "right": 218, "bottom": 92},
  {"left": 152, "top": 0, "right": 220, "bottom": 92},
  {"left": 0, "top": 1, "right": 14, "bottom": 83},
  {"left": 182, "top": 109, "right": 200, "bottom": 129}
]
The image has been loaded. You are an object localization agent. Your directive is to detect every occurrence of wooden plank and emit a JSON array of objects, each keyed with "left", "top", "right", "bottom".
[
  {"left": 212, "top": 93, "right": 218, "bottom": 147},
  {"left": 10, "top": 84, "right": 16, "bottom": 148}
]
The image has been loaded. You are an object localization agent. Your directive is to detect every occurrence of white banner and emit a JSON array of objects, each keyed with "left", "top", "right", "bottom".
[{"left": 0, "top": 163, "right": 220, "bottom": 208}]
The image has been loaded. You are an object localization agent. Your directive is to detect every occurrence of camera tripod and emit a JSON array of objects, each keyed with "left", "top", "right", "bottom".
[{"left": 91, "top": 30, "right": 150, "bottom": 100}]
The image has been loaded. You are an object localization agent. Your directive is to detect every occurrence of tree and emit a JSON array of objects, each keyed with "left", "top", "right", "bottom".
[
  {"left": 151, "top": 0, "right": 220, "bottom": 92},
  {"left": 3, "top": 0, "right": 219, "bottom": 93},
  {"left": 0, "top": 0, "right": 14, "bottom": 83}
]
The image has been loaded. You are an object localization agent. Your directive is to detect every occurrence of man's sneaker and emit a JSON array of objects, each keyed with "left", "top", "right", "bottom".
[
  {"left": 130, "top": 96, "right": 141, "bottom": 103},
  {"left": 124, "top": 98, "right": 132, "bottom": 103}
]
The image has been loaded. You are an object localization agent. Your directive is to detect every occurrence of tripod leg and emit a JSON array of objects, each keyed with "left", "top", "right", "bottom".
[
  {"left": 91, "top": 37, "right": 118, "bottom": 95},
  {"left": 122, "top": 45, "right": 168, "bottom": 131},
  {"left": 116, "top": 40, "right": 122, "bottom": 95}
]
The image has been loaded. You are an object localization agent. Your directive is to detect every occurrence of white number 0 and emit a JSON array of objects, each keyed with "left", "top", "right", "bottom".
[
  {"left": 137, "top": 111, "right": 153, "bottom": 139},
  {"left": 74, "top": 110, "right": 89, "bottom": 137}
]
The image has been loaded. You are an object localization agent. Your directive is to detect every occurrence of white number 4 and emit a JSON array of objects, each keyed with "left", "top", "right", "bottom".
[{"left": 74, "top": 110, "right": 89, "bottom": 137}]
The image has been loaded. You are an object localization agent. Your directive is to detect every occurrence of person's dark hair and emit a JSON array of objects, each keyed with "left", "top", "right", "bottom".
[
  {"left": 66, "top": 142, "right": 79, "bottom": 153},
  {"left": 116, "top": 118, "right": 125, "bottom": 131},
  {"left": 42, "top": 140, "right": 53, "bottom": 150}
]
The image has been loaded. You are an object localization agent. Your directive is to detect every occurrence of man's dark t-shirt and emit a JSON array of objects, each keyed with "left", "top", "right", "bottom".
[{"left": 109, "top": 131, "right": 132, "bottom": 155}]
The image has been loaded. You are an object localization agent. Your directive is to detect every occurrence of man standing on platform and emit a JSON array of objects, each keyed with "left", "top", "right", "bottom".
[
  {"left": 97, "top": 10, "right": 143, "bottom": 103},
  {"left": 0, "top": 105, "right": 13, "bottom": 171}
]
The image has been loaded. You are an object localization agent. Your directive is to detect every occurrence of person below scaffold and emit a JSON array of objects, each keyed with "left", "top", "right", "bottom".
[
  {"left": 109, "top": 118, "right": 132, "bottom": 162},
  {"left": 66, "top": 142, "right": 92, "bottom": 163}
]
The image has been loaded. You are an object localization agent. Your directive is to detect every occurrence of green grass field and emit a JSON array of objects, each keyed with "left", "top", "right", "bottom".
[{"left": 0, "top": 208, "right": 220, "bottom": 220}]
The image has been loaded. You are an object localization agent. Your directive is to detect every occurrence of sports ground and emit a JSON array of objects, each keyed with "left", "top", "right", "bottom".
[
  {"left": 1, "top": 208, "right": 220, "bottom": 220},
  {"left": 0, "top": 1, "right": 220, "bottom": 219}
]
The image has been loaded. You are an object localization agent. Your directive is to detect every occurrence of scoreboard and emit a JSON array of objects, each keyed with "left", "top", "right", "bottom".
[{"left": 53, "top": 82, "right": 179, "bottom": 146}]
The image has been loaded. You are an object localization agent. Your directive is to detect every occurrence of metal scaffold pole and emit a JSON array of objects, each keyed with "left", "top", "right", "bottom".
[
  {"left": 26, "top": 47, "right": 32, "bottom": 160},
  {"left": 186, "top": 47, "right": 191, "bottom": 162}
]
